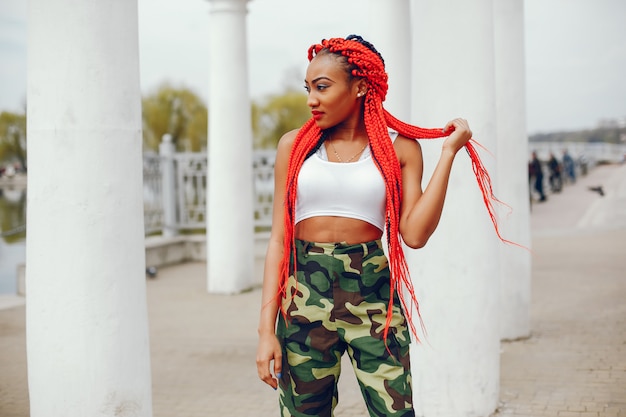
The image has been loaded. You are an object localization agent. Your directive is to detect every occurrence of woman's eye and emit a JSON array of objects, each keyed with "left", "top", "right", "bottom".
[
  {"left": 303, "top": 85, "right": 310, "bottom": 92},
  {"left": 317, "top": 85, "right": 328, "bottom": 91}
]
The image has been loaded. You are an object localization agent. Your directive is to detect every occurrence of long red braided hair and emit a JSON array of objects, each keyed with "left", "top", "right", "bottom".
[{"left": 278, "top": 35, "right": 509, "bottom": 343}]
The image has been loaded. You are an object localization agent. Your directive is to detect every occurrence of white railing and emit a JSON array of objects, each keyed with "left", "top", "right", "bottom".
[
  {"left": 143, "top": 140, "right": 275, "bottom": 236},
  {"left": 144, "top": 140, "right": 625, "bottom": 236},
  {"left": 529, "top": 141, "right": 626, "bottom": 167}
]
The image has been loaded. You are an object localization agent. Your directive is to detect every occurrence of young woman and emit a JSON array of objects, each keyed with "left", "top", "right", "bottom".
[{"left": 256, "top": 34, "right": 485, "bottom": 416}]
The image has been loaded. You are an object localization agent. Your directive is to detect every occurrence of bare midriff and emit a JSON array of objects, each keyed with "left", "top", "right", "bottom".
[{"left": 294, "top": 216, "right": 383, "bottom": 244}]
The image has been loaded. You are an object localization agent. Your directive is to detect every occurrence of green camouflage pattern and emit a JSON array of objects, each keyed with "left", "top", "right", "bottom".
[{"left": 277, "top": 239, "right": 413, "bottom": 417}]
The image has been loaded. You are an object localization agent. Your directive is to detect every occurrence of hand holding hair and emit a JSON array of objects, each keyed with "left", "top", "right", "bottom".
[{"left": 442, "top": 118, "right": 473, "bottom": 154}]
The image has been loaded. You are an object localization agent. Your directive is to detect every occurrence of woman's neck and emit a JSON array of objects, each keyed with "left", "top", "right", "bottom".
[{"left": 329, "top": 122, "right": 367, "bottom": 142}]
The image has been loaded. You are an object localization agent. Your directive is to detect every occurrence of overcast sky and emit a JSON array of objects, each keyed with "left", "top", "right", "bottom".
[{"left": 1, "top": 0, "right": 625, "bottom": 134}]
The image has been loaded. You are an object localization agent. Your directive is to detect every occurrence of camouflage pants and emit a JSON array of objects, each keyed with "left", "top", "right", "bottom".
[{"left": 277, "top": 239, "right": 414, "bottom": 417}]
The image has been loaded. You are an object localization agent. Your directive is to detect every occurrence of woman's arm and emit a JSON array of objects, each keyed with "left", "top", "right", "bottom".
[
  {"left": 397, "top": 118, "right": 473, "bottom": 249},
  {"left": 255, "top": 129, "right": 297, "bottom": 390}
]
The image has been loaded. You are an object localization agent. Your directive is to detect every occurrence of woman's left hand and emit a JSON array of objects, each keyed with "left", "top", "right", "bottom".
[{"left": 442, "top": 118, "right": 473, "bottom": 154}]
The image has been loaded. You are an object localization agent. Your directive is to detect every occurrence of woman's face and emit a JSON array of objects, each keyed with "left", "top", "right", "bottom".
[{"left": 304, "top": 54, "right": 363, "bottom": 130}]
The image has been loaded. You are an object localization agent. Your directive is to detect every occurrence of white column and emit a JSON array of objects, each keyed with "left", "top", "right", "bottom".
[
  {"left": 206, "top": 0, "right": 254, "bottom": 293},
  {"left": 407, "top": 1, "right": 500, "bottom": 415},
  {"left": 368, "top": 0, "right": 411, "bottom": 119},
  {"left": 494, "top": 0, "right": 532, "bottom": 340},
  {"left": 26, "top": 1, "right": 153, "bottom": 416}
]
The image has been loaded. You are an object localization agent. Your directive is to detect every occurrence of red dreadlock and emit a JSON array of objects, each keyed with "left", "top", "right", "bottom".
[{"left": 277, "top": 35, "right": 508, "bottom": 343}]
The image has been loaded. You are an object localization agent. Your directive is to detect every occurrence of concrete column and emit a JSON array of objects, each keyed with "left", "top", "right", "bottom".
[
  {"left": 407, "top": 1, "right": 500, "bottom": 415},
  {"left": 206, "top": 0, "right": 254, "bottom": 293},
  {"left": 494, "top": 0, "right": 532, "bottom": 340},
  {"left": 26, "top": 1, "right": 153, "bottom": 416},
  {"left": 368, "top": 0, "right": 412, "bottom": 119},
  {"left": 160, "top": 134, "right": 178, "bottom": 237}
]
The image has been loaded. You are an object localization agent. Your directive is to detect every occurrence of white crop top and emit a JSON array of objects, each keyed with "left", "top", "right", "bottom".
[{"left": 295, "top": 131, "right": 398, "bottom": 231}]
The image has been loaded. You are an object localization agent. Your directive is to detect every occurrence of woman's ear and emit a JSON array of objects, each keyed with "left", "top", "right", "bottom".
[{"left": 355, "top": 79, "right": 368, "bottom": 98}]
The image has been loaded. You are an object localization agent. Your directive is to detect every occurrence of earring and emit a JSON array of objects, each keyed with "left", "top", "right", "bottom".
[{"left": 357, "top": 92, "right": 364, "bottom": 97}]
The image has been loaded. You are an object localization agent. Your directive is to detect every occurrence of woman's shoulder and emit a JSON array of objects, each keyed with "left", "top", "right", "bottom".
[
  {"left": 274, "top": 129, "right": 302, "bottom": 163},
  {"left": 387, "top": 130, "right": 417, "bottom": 145},
  {"left": 393, "top": 132, "right": 422, "bottom": 150},
  {"left": 277, "top": 128, "right": 300, "bottom": 148},
  {"left": 392, "top": 132, "right": 422, "bottom": 165}
]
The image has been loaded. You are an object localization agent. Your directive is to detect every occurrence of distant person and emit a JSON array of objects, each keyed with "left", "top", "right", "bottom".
[
  {"left": 529, "top": 151, "right": 546, "bottom": 202},
  {"left": 547, "top": 152, "right": 562, "bottom": 192},
  {"left": 579, "top": 154, "right": 589, "bottom": 176},
  {"left": 562, "top": 149, "right": 576, "bottom": 183}
]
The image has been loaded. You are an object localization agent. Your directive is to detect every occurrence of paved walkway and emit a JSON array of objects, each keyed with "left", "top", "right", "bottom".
[
  {"left": 496, "top": 163, "right": 626, "bottom": 417},
  {"left": 1, "top": 163, "right": 625, "bottom": 417}
]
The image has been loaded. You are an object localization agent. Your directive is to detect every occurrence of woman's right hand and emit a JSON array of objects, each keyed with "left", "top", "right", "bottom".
[{"left": 256, "top": 331, "right": 283, "bottom": 390}]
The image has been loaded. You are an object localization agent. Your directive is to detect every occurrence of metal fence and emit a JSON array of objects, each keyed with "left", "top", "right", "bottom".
[
  {"left": 529, "top": 141, "right": 626, "bottom": 166},
  {"left": 144, "top": 141, "right": 625, "bottom": 236},
  {"left": 143, "top": 147, "right": 276, "bottom": 236}
]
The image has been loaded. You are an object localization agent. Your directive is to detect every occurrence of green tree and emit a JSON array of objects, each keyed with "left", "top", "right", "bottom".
[
  {"left": 0, "top": 111, "right": 27, "bottom": 171},
  {"left": 142, "top": 83, "right": 208, "bottom": 152},
  {"left": 252, "top": 88, "right": 310, "bottom": 149},
  {"left": 0, "top": 189, "right": 26, "bottom": 244}
]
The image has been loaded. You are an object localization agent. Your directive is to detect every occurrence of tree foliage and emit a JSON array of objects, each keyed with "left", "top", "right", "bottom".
[
  {"left": 0, "top": 111, "right": 27, "bottom": 171},
  {"left": 251, "top": 88, "right": 310, "bottom": 149},
  {"left": 142, "top": 83, "right": 208, "bottom": 152},
  {"left": 0, "top": 189, "right": 26, "bottom": 244}
]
